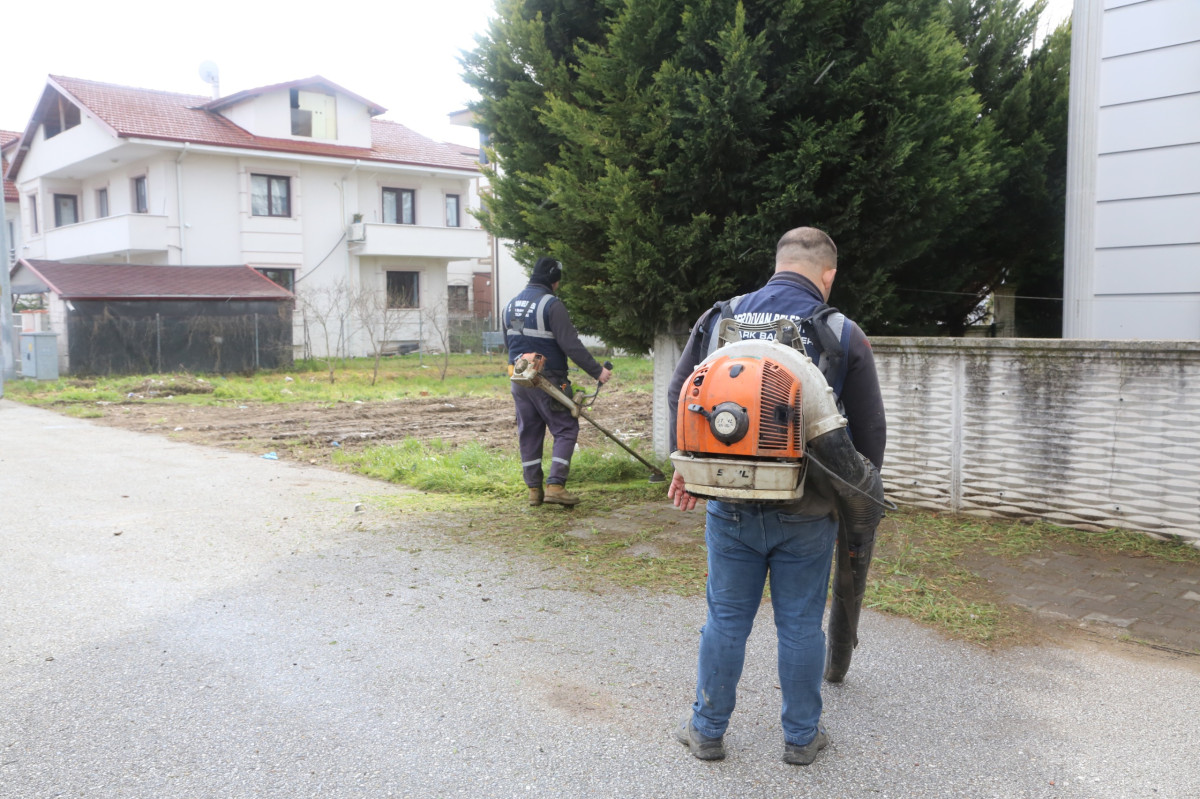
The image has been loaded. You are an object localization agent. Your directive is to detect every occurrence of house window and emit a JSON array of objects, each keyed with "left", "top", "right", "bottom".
[
  {"left": 28, "top": 194, "right": 39, "bottom": 234},
  {"left": 251, "top": 174, "right": 291, "bottom": 217},
  {"left": 290, "top": 89, "right": 337, "bottom": 139},
  {"left": 256, "top": 267, "right": 296, "bottom": 293},
  {"left": 445, "top": 194, "right": 461, "bottom": 227},
  {"left": 132, "top": 176, "right": 148, "bottom": 213},
  {"left": 386, "top": 271, "right": 420, "bottom": 308},
  {"left": 54, "top": 194, "right": 79, "bottom": 227},
  {"left": 448, "top": 285, "right": 469, "bottom": 312},
  {"left": 97, "top": 188, "right": 109, "bottom": 218},
  {"left": 383, "top": 188, "right": 415, "bottom": 225},
  {"left": 43, "top": 95, "right": 81, "bottom": 139}
]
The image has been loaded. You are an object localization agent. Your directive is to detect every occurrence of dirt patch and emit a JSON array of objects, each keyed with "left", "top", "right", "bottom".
[{"left": 86, "top": 387, "right": 655, "bottom": 466}]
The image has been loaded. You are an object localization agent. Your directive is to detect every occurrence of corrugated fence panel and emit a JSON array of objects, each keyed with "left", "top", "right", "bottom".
[
  {"left": 873, "top": 339, "right": 1200, "bottom": 542},
  {"left": 874, "top": 347, "right": 959, "bottom": 511}
]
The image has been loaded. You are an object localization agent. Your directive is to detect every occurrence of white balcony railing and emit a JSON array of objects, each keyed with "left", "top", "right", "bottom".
[
  {"left": 43, "top": 214, "right": 169, "bottom": 261},
  {"left": 352, "top": 222, "right": 488, "bottom": 260}
]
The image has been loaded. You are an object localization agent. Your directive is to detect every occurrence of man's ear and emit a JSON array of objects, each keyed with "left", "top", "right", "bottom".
[{"left": 821, "top": 268, "right": 837, "bottom": 300}]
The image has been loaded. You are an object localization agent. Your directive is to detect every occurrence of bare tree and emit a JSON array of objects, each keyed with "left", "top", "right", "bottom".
[
  {"left": 350, "top": 282, "right": 406, "bottom": 386},
  {"left": 413, "top": 288, "right": 454, "bottom": 381},
  {"left": 297, "top": 280, "right": 356, "bottom": 383}
]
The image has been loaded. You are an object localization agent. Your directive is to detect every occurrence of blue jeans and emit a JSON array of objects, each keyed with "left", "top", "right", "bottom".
[{"left": 692, "top": 501, "right": 836, "bottom": 747}]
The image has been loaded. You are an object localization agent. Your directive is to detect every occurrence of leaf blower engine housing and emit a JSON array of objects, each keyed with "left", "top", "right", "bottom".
[{"left": 670, "top": 321, "right": 861, "bottom": 504}]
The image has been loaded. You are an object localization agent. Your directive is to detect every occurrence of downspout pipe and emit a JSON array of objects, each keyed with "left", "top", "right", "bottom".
[{"left": 176, "top": 143, "right": 190, "bottom": 264}]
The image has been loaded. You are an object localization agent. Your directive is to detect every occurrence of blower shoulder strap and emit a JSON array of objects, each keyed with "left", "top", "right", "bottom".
[
  {"left": 700, "top": 295, "right": 745, "bottom": 359},
  {"left": 805, "top": 304, "right": 848, "bottom": 393}
]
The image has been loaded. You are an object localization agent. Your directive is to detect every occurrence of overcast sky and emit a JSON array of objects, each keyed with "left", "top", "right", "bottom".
[{"left": 2, "top": 0, "right": 1074, "bottom": 148}]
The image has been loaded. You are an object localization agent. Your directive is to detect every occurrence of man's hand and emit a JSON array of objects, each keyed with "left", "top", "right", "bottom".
[
  {"left": 667, "top": 471, "right": 698, "bottom": 512},
  {"left": 598, "top": 366, "right": 612, "bottom": 385}
]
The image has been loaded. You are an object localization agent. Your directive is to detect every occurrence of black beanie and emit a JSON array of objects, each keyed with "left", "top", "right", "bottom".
[{"left": 531, "top": 257, "right": 562, "bottom": 285}]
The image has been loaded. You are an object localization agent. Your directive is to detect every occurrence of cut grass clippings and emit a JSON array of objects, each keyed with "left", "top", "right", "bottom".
[
  {"left": 869, "top": 508, "right": 1200, "bottom": 646},
  {"left": 339, "top": 436, "right": 1200, "bottom": 647},
  {"left": 337, "top": 437, "right": 701, "bottom": 593}
]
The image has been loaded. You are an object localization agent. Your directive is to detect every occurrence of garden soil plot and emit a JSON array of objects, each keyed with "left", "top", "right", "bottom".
[{"left": 87, "top": 387, "right": 657, "bottom": 466}]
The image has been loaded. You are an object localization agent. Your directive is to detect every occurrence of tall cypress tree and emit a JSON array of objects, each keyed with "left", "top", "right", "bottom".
[
  {"left": 921, "top": 0, "right": 1071, "bottom": 336},
  {"left": 464, "top": 0, "right": 1062, "bottom": 350}
]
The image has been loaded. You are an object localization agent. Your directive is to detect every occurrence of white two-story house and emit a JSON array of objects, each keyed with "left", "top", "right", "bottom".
[
  {"left": 2, "top": 131, "right": 20, "bottom": 269},
  {"left": 5, "top": 75, "right": 489, "bottom": 360}
]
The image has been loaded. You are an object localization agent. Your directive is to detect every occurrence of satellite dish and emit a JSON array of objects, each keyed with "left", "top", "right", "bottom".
[{"left": 198, "top": 61, "right": 220, "bottom": 86}]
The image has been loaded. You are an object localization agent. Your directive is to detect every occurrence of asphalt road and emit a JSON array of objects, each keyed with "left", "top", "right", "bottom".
[{"left": 2, "top": 399, "right": 1198, "bottom": 799}]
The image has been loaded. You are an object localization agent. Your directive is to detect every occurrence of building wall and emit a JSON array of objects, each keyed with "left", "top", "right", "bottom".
[
  {"left": 1065, "top": 0, "right": 1200, "bottom": 339},
  {"left": 4, "top": 200, "right": 20, "bottom": 266},
  {"left": 218, "top": 88, "right": 373, "bottom": 148},
  {"left": 179, "top": 153, "right": 243, "bottom": 264},
  {"left": 651, "top": 336, "right": 1200, "bottom": 542},
  {"left": 351, "top": 257, "right": 451, "bottom": 353},
  {"left": 13, "top": 113, "right": 120, "bottom": 182}
]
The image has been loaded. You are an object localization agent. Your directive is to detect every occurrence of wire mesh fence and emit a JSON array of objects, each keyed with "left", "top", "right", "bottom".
[{"left": 67, "top": 301, "right": 293, "bottom": 376}]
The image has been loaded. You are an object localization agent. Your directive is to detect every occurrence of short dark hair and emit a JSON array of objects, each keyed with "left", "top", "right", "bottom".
[{"left": 775, "top": 227, "right": 837, "bottom": 269}]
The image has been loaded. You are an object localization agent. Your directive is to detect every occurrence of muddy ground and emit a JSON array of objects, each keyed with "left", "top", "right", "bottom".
[{"left": 89, "top": 386, "right": 656, "bottom": 466}]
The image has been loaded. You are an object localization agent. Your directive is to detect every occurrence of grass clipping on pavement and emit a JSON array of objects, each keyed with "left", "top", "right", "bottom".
[{"left": 339, "top": 436, "right": 1200, "bottom": 648}]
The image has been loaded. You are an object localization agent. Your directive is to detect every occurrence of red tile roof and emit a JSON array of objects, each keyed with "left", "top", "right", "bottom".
[
  {"left": 18, "top": 259, "right": 294, "bottom": 301},
  {"left": 2, "top": 130, "right": 18, "bottom": 203},
  {"left": 7, "top": 76, "right": 479, "bottom": 178}
]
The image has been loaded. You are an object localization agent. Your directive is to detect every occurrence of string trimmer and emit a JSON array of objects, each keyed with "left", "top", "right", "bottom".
[{"left": 511, "top": 353, "right": 666, "bottom": 483}]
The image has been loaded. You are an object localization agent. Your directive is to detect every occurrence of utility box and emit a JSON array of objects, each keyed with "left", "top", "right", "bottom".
[{"left": 20, "top": 332, "right": 59, "bottom": 380}]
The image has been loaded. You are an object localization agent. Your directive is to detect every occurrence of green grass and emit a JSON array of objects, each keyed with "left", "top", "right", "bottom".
[
  {"left": 867, "top": 508, "right": 1200, "bottom": 644},
  {"left": 337, "top": 436, "right": 695, "bottom": 592},
  {"left": 3, "top": 353, "right": 654, "bottom": 407},
  {"left": 336, "top": 436, "right": 666, "bottom": 501}
]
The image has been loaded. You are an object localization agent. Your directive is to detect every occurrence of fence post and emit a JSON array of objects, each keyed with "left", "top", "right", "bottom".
[
  {"left": 156, "top": 313, "right": 162, "bottom": 374},
  {"left": 254, "top": 313, "right": 260, "bottom": 370},
  {"left": 949, "top": 350, "right": 964, "bottom": 513}
]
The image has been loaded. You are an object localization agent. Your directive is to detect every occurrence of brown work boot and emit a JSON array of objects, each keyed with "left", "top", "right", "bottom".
[
  {"left": 528, "top": 486, "right": 544, "bottom": 507},
  {"left": 543, "top": 484, "right": 580, "bottom": 506}
]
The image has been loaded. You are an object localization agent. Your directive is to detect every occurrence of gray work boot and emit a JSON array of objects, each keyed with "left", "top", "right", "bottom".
[
  {"left": 782, "top": 728, "right": 829, "bottom": 766},
  {"left": 675, "top": 714, "right": 725, "bottom": 761},
  {"left": 543, "top": 484, "right": 580, "bottom": 506},
  {"left": 528, "top": 486, "right": 544, "bottom": 506}
]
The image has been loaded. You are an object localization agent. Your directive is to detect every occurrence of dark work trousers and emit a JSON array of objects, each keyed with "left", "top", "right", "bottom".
[{"left": 511, "top": 382, "right": 579, "bottom": 488}]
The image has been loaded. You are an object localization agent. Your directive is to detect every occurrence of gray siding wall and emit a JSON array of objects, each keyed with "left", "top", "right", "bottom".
[{"left": 1067, "top": 0, "right": 1200, "bottom": 339}]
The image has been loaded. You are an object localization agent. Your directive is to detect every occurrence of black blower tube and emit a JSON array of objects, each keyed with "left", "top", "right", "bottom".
[{"left": 806, "top": 428, "right": 886, "bottom": 683}]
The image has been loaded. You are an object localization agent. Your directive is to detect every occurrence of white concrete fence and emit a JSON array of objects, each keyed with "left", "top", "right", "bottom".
[{"left": 653, "top": 336, "right": 1200, "bottom": 544}]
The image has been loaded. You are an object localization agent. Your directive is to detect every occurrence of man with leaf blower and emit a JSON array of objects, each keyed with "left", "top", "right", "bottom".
[
  {"left": 666, "top": 227, "right": 886, "bottom": 765},
  {"left": 505, "top": 256, "right": 612, "bottom": 507}
]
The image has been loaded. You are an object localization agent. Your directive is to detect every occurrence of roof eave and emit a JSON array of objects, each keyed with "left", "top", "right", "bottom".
[
  {"left": 121, "top": 136, "right": 480, "bottom": 175},
  {"left": 60, "top": 295, "right": 293, "bottom": 302}
]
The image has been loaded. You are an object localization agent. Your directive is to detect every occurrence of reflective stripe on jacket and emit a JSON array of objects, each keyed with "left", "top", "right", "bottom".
[{"left": 504, "top": 284, "right": 568, "bottom": 373}]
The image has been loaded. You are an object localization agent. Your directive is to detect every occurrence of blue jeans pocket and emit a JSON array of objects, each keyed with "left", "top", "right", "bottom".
[
  {"left": 706, "top": 502, "right": 744, "bottom": 553},
  {"left": 708, "top": 502, "right": 740, "bottom": 523},
  {"left": 773, "top": 512, "right": 836, "bottom": 558}
]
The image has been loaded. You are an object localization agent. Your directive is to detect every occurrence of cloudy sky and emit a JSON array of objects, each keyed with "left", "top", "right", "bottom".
[{"left": 2, "top": 0, "right": 1074, "bottom": 147}]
